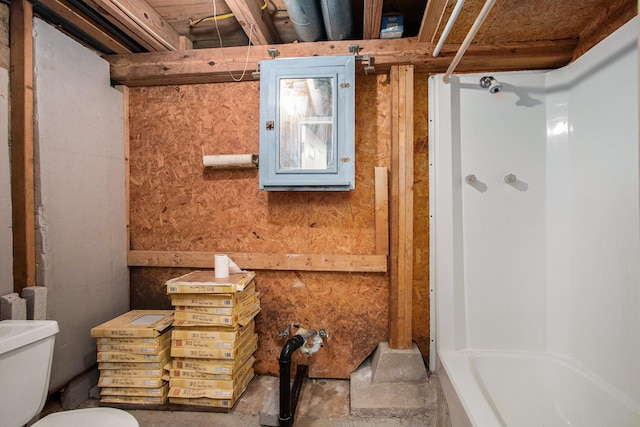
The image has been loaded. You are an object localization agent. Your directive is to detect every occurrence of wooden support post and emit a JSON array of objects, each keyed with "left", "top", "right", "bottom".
[
  {"left": 389, "top": 65, "right": 414, "bottom": 349},
  {"left": 10, "top": 0, "right": 36, "bottom": 293}
]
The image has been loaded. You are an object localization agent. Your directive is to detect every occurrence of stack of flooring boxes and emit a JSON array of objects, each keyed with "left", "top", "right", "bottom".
[
  {"left": 91, "top": 310, "right": 174, "bottom": 406},
  {"left": 165, "top": 270, "right": 260, "bottom": 409}
]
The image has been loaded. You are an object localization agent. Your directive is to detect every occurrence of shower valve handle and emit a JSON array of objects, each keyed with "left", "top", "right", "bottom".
[{"left": 504, "top": 174, "right": 517, "bottom": 184}]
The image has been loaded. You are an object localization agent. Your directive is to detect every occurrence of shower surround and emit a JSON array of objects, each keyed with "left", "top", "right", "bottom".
[{"left": 429, "top": 17, "right": 640, "bottom": 427}]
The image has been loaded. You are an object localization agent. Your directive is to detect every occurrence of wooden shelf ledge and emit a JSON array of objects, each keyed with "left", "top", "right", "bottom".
[{"left": 128, "top": 250, "right": 388, "bottom": 273}]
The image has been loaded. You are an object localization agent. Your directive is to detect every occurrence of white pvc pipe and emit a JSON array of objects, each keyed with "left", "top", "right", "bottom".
[
  {"left": 442, "top": 0, "right": 497, "bottom": 83},
  {"left": 433, "top": 0, "right": 466, "bottom": 57}
]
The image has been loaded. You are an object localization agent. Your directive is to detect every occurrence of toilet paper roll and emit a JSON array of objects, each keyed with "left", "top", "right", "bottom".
[
  {"left": 215, "top": 254, "right": 230, "bottom": 278},
  {"left": 228, "top": 258, "right": 243, "bottom": 274}
]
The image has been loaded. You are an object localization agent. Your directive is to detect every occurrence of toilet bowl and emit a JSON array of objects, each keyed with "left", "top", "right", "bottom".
[
  {"left": 32, "top": 407, "right": 139, "bottom": 426},
  {"left": 0, "top": 320, "right": 139, "bottom": 427}
]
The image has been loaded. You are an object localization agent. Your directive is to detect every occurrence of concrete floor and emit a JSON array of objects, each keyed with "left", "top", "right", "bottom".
[{"left": 40, "top": 374, "right": 451, "bottom": 427}]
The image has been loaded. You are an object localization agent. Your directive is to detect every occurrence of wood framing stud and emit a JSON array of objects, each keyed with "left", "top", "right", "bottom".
[
  {"left": 375, "top": 166, "right": 389, "bottom": 255},
  {"left": 10, "top": 0, "right": 36, "bottom": 292}
]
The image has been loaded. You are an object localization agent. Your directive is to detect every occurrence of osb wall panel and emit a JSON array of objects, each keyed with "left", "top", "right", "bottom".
[
  {"left": 128, "top": 81, "right": 384, "bottom": 255},
  {"left": 413, "top": 74, "right": 430, "bottom": 359},
  {"left": 128, "top": 75, "right": 394, "bottom": 378},
  {"left": 129, "top": 267, "right": 388, "bottom": 378},
  {"left": 438, "top": 0, "right": 630, "bottom": 44}
]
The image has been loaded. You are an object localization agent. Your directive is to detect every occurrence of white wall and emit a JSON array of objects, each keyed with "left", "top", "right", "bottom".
[
  {"left": 33, "top": 18, "right": 129, "bottom": 390},
  {"left": 458, "top": 71, "right": 548, "bottom": 351},
  {"left": 546, "top": 18, "right": 640, "bottom": 403}
]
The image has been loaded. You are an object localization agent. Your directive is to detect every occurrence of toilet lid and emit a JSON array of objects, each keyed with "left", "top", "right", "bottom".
[{"left": 32, "top": 407, "right": 139, "bottom": 427}]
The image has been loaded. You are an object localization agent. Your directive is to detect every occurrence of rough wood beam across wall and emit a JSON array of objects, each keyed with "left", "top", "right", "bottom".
[
  {"left": 224, "top": 0, "right": 281, "bottom": 45},
  {"left": 128, "top": 251, "right": 388, "bottom": 272},
  {"left": 107, "top": 37, "right": 577, "bottom": 86},
  {"left": 417, "top": 0, "right": 449, "bottom": 43},
  {"left": 37, "top": 0, "right": 135, "bottom": 53},
  {"left": 363, "top": 0, "right": 383, "bottom": 39},
  {"left": 83, "top": 0, "right": 181, "bottom": 51},
  {"left": 10, "top": 0, "right": 36, "bottom": 293},
  {"left": 389, "top": 65, "right": 414, "bottom": 350}
]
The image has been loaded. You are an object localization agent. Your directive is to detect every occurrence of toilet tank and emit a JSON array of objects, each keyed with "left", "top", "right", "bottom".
[{"left": 0, "top": 320, "right": 59, "bottom": 427}]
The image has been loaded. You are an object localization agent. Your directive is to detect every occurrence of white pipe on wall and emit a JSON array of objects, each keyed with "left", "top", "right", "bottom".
[
  {"left": 433, "top": 0, "right": 466, "bottom": 57},
  {"left": 442, "top": 0, "right": 497, "bottom": 83},
  {"left": 202, "top": 153, "right": 259, "bottom": 168}
]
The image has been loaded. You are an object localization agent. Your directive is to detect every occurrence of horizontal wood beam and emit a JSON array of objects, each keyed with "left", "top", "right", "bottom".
[
  {"left": 107, "top": 37, "right": 578, "bottom": 86},
  {"left": 128, "top": 250, "right": 388, "bottom": 272}
]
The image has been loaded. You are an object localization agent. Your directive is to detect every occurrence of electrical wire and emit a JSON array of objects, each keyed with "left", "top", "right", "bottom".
[
  {"left": 212, "top": 0, "right": 254, "bottom": 82},
  {"left": 190, "top": 0, "right": 269, "bottom": 26}
]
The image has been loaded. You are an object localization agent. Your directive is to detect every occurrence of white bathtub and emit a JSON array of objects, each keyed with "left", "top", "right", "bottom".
[{"left": 438, "top": 351, "right": 640, "bottom": 427}]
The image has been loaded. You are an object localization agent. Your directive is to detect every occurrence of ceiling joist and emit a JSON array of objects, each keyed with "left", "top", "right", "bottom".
[
  {"left": 37, "top": 0, "right": 135, "bottom": 54},
  {"left": 363, "top": 0, "right": 383, "bottom": 39},
  {"left": 417, "top": 0, "right": 449, "bottom": 43},
  {"left": 224, "top": 0, "right": 281, "bottom": 45},
  {"left": 83, "top": 0, "right": 181, "bottom": 51}
]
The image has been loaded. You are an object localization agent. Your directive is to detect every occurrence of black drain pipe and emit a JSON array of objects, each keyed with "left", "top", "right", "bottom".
[{"left": 279, "top": 334, "right": 307, "bottom": 427}]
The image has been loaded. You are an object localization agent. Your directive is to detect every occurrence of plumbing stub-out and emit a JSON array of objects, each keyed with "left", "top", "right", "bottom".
[{"left": 278, "top": 324, "right": 328, "bottom": 357}]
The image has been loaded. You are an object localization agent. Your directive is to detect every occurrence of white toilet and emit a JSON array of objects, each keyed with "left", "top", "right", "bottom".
[{"left": 0, "top": 320, "right": 139, "bottom": 427}]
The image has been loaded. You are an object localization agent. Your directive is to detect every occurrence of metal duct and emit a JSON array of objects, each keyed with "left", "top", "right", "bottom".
[
  {"left": 320, "top": 0, "right": 353, "bottom": 41},
  {"left": 283, "top": 0, "right": 326, "bottom": 42}
]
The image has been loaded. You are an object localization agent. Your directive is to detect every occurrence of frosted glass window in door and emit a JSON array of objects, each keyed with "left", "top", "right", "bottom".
[{"left": 278, "top": 78, "right": 334, "bottom": 171}]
